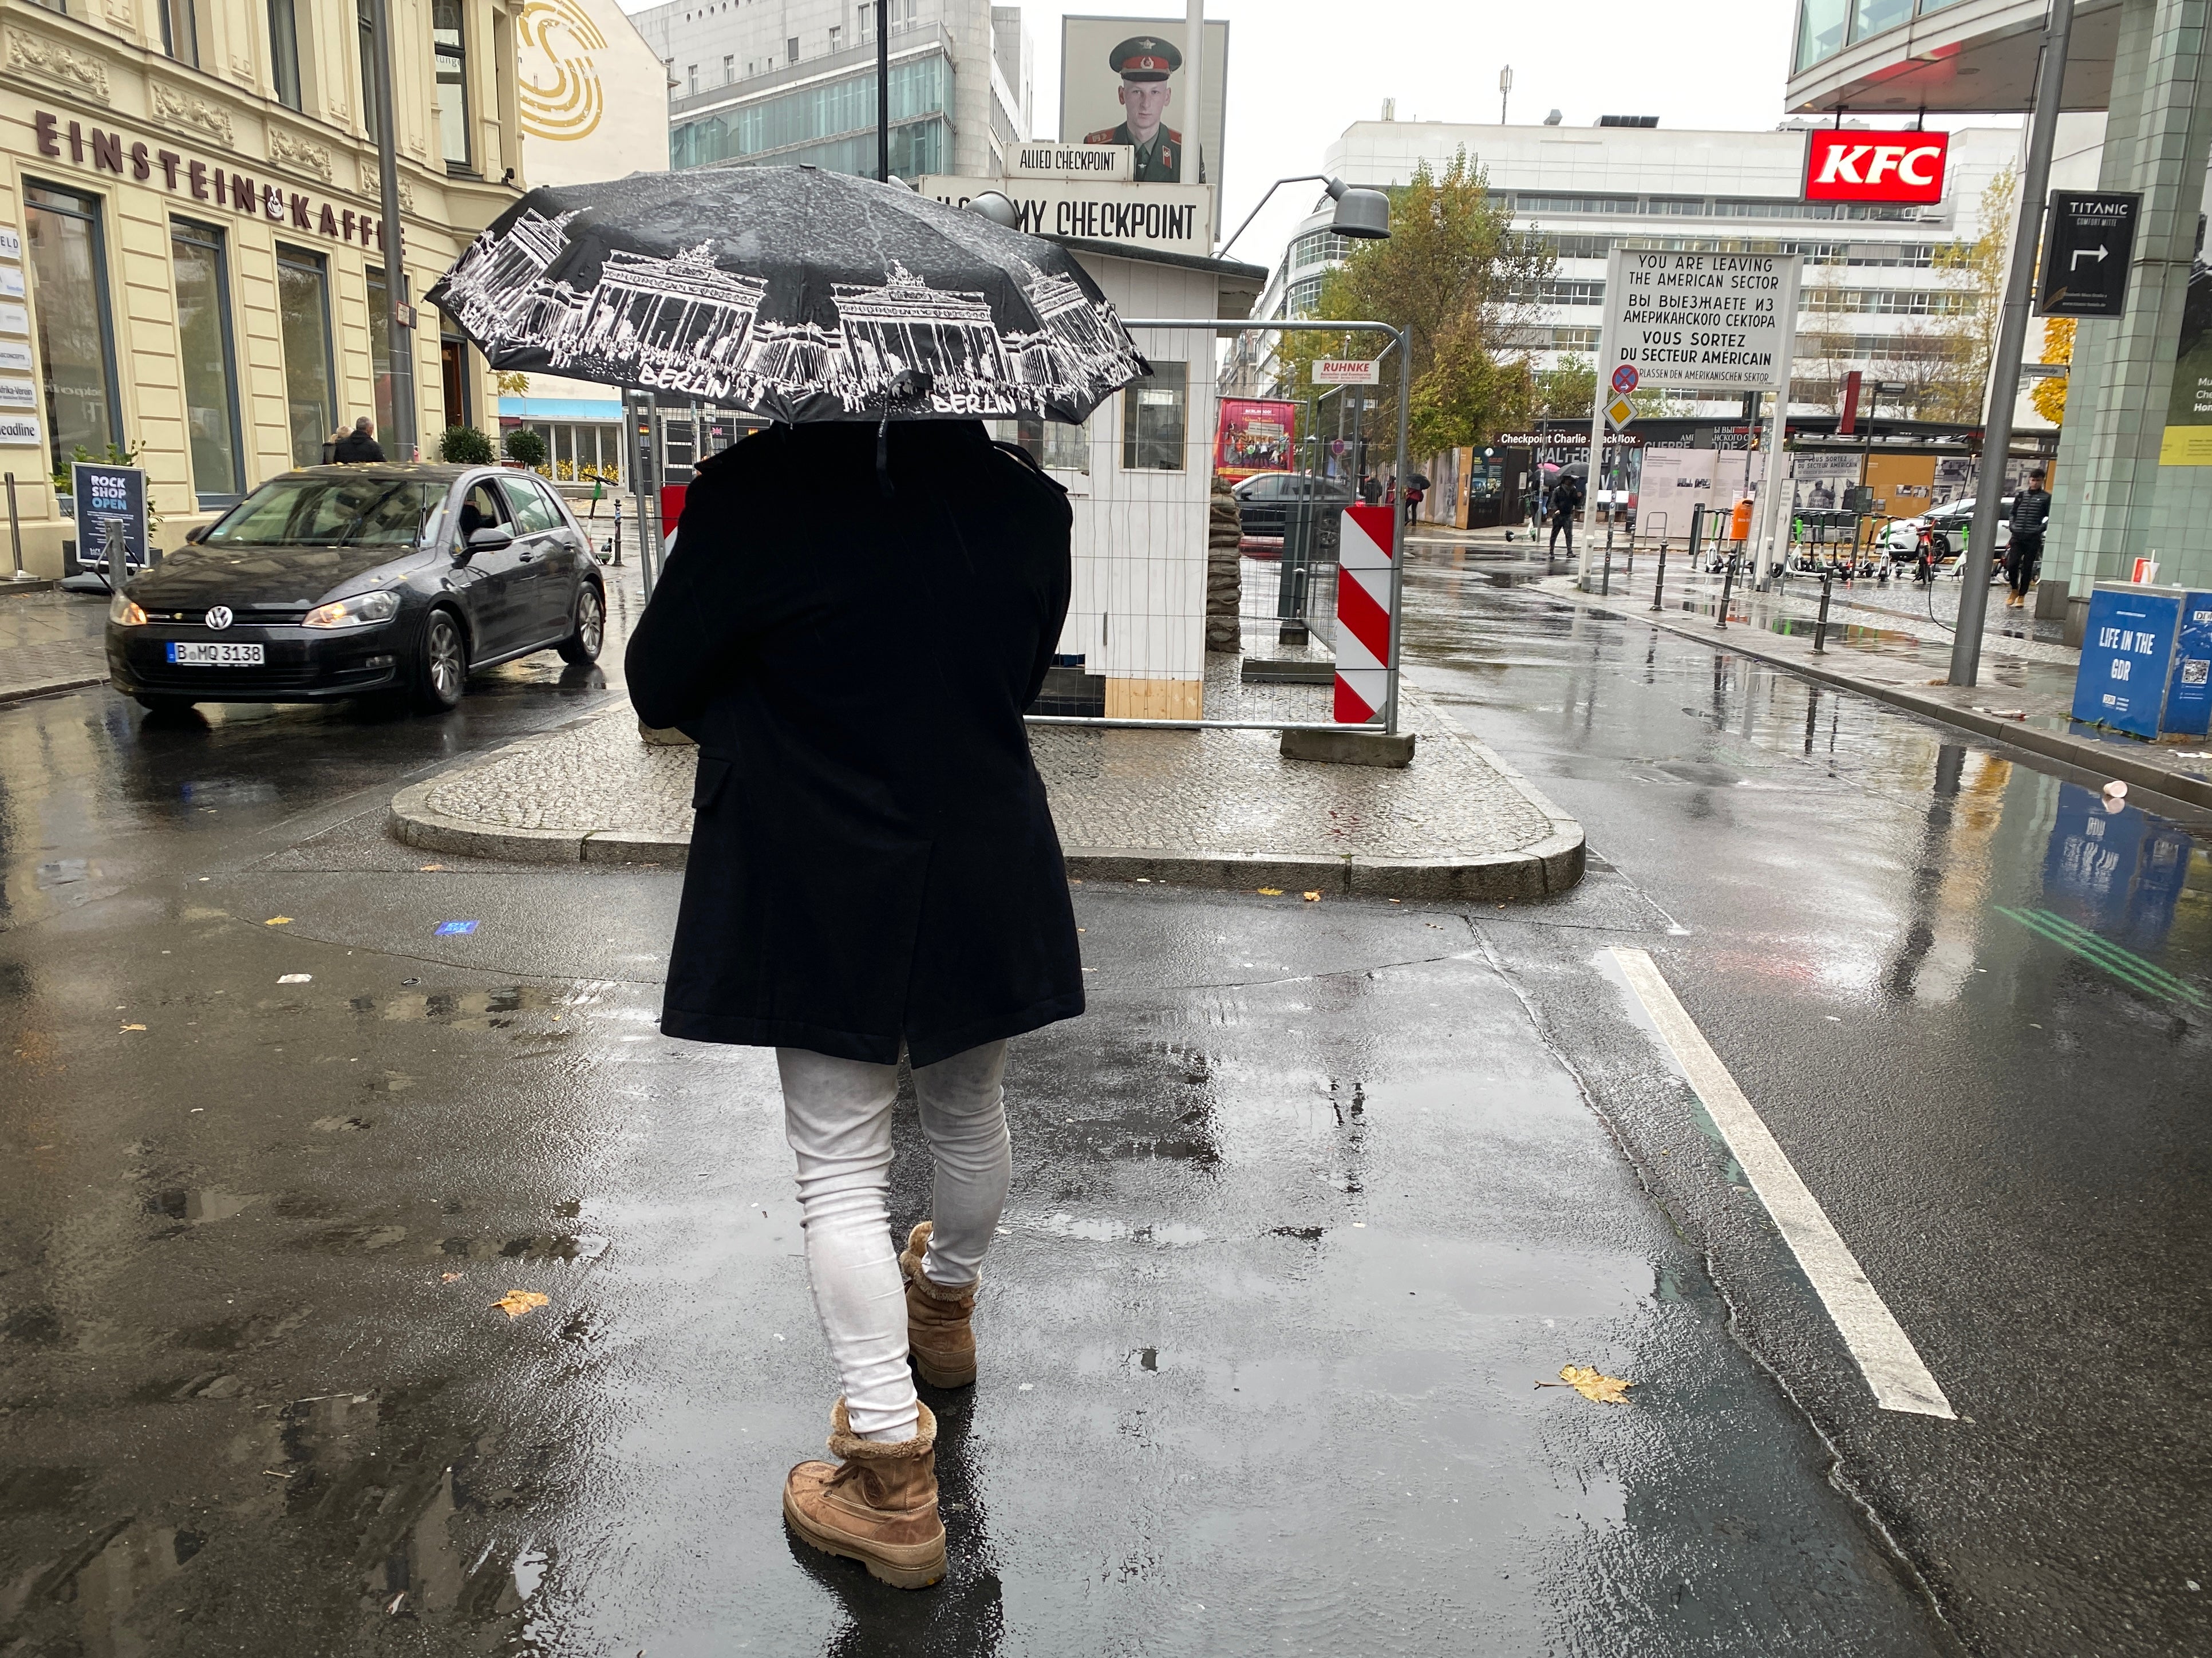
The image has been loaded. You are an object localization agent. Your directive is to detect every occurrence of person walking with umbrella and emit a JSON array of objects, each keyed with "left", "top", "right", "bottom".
[
  {"left": 431, "top": 168, "right": 1151, "bottom": 1592},
  {"left": 1548, "top": 465, "right": 1584, "bottom": 562}
]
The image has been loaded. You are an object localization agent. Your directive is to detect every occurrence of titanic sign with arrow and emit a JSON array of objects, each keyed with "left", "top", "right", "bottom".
[{"left": 2037, "top": 190, "right": 2143, "bottom": 319}]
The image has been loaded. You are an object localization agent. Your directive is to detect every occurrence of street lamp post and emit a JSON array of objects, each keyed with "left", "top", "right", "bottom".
[
  {"left": 1950, "top": 0, "right": 2074, "bottom": 686},
  {"left": 368, "top": 0, "right": 415, "bottom": 461},
  {"left": 875, "top": 1, "right": 890, "bottom": 183}
]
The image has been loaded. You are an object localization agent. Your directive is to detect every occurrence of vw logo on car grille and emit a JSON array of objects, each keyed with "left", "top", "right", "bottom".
[{"left": 204, "top": 606, "right": 234, "bottom": 631}]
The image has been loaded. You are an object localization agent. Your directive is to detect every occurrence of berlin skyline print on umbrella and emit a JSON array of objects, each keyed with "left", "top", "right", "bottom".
[{"left": 426, "top": 167, "right": 1152, "bottom": 426}]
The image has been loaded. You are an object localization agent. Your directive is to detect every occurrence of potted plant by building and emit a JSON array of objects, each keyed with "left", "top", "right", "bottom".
[
  {"left": 501, "top": 427, "right": 548, "bottom": 472},
  {"left": 438, "top": 425, "right": 496, "bottom": 465}
]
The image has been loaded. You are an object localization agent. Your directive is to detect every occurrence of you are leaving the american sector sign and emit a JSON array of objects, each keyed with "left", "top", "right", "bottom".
[{"left": 1601, "top": 248, "right": 1803, "bottom": 393}]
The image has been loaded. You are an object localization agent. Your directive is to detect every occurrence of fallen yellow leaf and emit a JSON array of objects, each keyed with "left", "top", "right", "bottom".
[
  {"left": 441, "top": 1272, "right": 464, "bottom": 1283},
  {"left": 493, "top": 1290, "right": 550, "bottom": 1319},
  {"left": 418, "top": 864, "right": 448, "bottom": 872},
  {"left": 264, "top": 917, "right": 292, "bottom": 926},
  {"left": 1257, "top": 887, "right": 1283, "bottom": 896},
  {"left": 1302, "top": 891, "right": 1322, "bottom": 903},
  {"left": 120, "top": 1024, "right": 146, "bottom": 1032},
  {"left": 1538, "top": 1364, "right": 1634, "bottom": 1404}
]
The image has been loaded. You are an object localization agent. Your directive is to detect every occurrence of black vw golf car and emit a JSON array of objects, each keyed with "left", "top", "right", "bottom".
[{"left": 106, "top": 464, "right": 606, "bottom": 713}]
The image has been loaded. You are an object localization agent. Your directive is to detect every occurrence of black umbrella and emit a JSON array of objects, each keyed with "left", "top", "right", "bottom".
[
  {"left": 1407, "top": 472, "right": 1431, "bottom": 490},
  {"left": 426, "top": 168, "right": 1151, "bottom": 425}
]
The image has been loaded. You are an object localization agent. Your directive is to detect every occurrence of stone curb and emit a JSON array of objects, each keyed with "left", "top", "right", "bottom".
[
  {"left": 0, "top": 670, "right": 109, "bottom": 706},
  {"left": 1553, "top": 579, "right": 2212, "bottom": 814},
  {"left": 387, "top": 715, "right": 1587, "bottom": 903}
]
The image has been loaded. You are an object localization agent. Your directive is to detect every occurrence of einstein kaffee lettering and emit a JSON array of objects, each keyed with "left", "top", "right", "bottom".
[{"left": 31, "top": 110, "right": 392, "bottom": 252}]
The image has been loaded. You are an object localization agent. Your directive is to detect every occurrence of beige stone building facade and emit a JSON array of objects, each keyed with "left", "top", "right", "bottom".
[{"left": 1, "top": 0, "right": 530, "bottom": 575}]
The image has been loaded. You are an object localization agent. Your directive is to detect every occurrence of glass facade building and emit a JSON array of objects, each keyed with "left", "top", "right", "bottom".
[{"left": 669, "top": 56, "right": 950, "bottom": 172}]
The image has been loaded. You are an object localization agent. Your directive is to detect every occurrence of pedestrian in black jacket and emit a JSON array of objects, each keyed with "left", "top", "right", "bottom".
[
  {"left": 332, "top": 417, "right": 385, "bottom": 463},
  {"left": 2005, "top": 468, "right": 2051, "bottom": 609},
  {"left": 625, "top": 418, "right": 1083, "bottom": 1589}
]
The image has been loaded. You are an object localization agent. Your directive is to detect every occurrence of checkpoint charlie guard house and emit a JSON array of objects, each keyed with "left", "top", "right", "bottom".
[{"left": 0, "top": 0, "right": 558, "bottom": 576}]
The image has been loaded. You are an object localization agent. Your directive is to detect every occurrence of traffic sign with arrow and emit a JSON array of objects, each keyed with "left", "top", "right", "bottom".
[
  {"left": 1611, "top": 363, "right": 1640, "bottom": 394},
  {"left": 2037, "top": 190, "right": 2141, "bottom": 319}
]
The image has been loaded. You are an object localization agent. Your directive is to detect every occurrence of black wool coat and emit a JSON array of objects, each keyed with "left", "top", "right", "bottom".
[{"left": 626, "top": 420, "right": 1084, "bottom": 1067}]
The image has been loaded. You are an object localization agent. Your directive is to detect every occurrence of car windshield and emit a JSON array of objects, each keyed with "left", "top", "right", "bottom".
[{"left": 206, "top": 477, "right": 442, "bottom": 548}]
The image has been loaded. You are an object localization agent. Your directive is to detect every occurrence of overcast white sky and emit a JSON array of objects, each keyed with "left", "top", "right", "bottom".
[{"left": 623, "top": 1, "right": 1963, "bottom": 266}]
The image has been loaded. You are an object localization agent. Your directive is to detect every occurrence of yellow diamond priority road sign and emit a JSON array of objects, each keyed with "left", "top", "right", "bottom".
[{"left": 1605, "top": 393, "right": 1638, "bottom": 430}]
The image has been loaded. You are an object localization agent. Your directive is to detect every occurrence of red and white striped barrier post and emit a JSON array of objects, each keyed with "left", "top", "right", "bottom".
[{"left": 1333, "top": 502, "right": 1397, "bottom": 725}]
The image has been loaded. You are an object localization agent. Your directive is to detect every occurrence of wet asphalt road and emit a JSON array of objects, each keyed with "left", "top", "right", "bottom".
[{"left": 1, "top": 551, "right": 2205, "bottom": 1656}]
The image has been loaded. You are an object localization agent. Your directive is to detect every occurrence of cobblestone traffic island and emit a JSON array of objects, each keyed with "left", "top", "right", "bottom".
[{"left": 389, "top": 688, "right": 1584, "bottom": 901}]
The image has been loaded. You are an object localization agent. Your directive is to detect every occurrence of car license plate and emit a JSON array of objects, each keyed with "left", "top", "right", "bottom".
[{"left": 167, "top": 641, "right": 264, "bottom": 666}]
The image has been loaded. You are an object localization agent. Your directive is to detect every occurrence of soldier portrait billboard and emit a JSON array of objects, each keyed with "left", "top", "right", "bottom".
[{"left": 1059, "top": 16, "right": 1228, "bottom": 192}]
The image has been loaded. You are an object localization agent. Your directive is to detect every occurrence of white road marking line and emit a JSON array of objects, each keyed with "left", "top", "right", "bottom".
[{"left": 1610, "top": 947, "right": 1955, "bottom": 1420}]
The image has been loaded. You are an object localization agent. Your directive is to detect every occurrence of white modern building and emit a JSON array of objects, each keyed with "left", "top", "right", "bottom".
[
  {"left": 1242, "top": 113, "right": 2054, "bottom": 416},
  {"left": 629, "top": 0, "right": 1032, "bottom": 181}
]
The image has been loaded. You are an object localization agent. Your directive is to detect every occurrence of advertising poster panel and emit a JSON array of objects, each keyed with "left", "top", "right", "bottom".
[
  {"left": 1060, "top": 17, "right": 1229, "bottom": 196},
  {"left": 1788, "top": 449, "right": 1862, "bottom": 513},
  {"left": 2162, "top": 262, "right": 2212, "bottom": 464},
  {"left": 1215, "top": 398, "right": 1295, "bottom": 481},
  {"left": 1636, "top": 447, "right": 1715, "bottom": 537}
]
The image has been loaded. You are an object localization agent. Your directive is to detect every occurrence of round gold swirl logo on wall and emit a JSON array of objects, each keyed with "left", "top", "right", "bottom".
[{"left": 519, "top": 0, "right": 606, "bottom": 142}]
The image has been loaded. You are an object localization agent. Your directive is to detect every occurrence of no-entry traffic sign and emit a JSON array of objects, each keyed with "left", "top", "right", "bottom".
[
  {"left": 1611, "top": 363, "right": 1640, "bottom": 394},
  {"left": 2037, "top": 191, "right": 2141, "bottom": 318}
]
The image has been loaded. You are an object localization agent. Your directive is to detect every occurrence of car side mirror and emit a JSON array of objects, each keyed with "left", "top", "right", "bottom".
[
  {"left": 184, "top": 524, "right": 210, "bottom": 544},
  {"left": 459, "top": 524, "right": 514, "bottom": 559}
]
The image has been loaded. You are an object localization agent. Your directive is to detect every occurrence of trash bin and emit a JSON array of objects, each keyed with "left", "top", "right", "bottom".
[{"left": 2069, "top": 582, "right": 2212, "bottom": 737}]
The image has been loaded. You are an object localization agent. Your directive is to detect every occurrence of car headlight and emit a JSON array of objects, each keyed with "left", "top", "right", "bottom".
[
  {"left": 303, "top": 589, "right": 402, "bottom": 629},
  {"left": 108, "top": 590, "right": 147, "bottom": 626}
]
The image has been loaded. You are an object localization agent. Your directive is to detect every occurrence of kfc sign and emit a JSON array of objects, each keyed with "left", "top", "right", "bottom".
[{"left": 1803, "top": 129, "right": 1949, "bottom": 205}]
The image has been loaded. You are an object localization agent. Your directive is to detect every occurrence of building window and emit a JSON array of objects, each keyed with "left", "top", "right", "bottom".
[
  {"left": 433, "top": 0, "right": 472, "bottom": 171},
  {"left": 1795, "top": 0, "right": 1848, "bottom": 72},
  {"left": 24, "top": 184, "right": 122, "bottom": 479},
  {"left": 171, "top": 220, "right": 245, "bottom": 504},
  {"left": 358, "top": 0, "right": 379, "bottom": 135},
  {"left": 160, "top": 0, "right": 199, "bottom": 66},
  {"left": 858, "top": 4, "right": 873, "bottom": 41},
  {"left": 668, "top": 54, "right": 951, "bottom": 170},
  {"left": 687, "top": 64, "right": 698, "bottom": 94},
  {"left": 275, "top": 244, "right": 337, "bottom": 467},
  {"left": 440, "top": 337, "right": 471, "bottom": 432},
  {"left": 722, "top": 54, "right": 734, "bottom": 82},
  {"left": 366, "top": 265, "right": 412, "bottom": 439},
  {"left": 1121, "top": 361, "right": 1187, "bottom": 472},
  {"left": 830, "top": 25, "right": 842, "bottom": 51},
  {"left": 787, "top": 36, "right": 799, "bottom": 64},
  {"left": 1849, "top": 0, "right": 1913, "bottom": 46},
  {"left": 268, "top": 0, "right": 303, "bottom": 109}
]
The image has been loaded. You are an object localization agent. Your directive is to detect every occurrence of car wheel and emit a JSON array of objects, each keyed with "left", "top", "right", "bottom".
[
  {"left": 556, "top": 583, "right": 605, "bottom": 665},
  {"left": 135, "top": 694, "right": 196, "bottom": 715},
  {"left": 411, "top": 608, "right": 468, "bottom": 712}
]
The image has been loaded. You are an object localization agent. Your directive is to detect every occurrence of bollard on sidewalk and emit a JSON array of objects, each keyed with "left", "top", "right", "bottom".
[
  {"left": 1813, "top": 570, "right": 1834, "bottom": 653},
  {"left": 1651, "top": 543, "right": 1667, "bottom": 612},
  {"left": 1716, "top": 554, "right": 1736, "bottom": 630}
]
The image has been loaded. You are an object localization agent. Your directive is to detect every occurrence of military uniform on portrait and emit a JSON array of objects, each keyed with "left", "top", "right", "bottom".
[{"left": 1084, "top": 34, "right": 1187, "bottom": 184}]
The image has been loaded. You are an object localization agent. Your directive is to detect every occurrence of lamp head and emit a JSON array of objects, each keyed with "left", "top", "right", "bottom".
[
  {"left": 965, "top": 190, "right": 1020, "bottom": 229},
  {"left": 1324, "top": 177, "right": 1391, "bottom": 240}
]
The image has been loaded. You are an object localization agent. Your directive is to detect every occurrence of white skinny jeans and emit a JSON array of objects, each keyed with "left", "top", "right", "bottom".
[{"left": 776, "top": 1040, "right": 1012, "bottom": 1442}]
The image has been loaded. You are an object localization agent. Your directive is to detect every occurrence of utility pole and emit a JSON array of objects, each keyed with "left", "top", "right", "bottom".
[
  {"left": 875, "top": 1, "right": 890, "bottom": 182},
  {"left": 1499, "top": 65, "right": 1512, "bottom": 127},
  {"left": 368, "top": 0, "right": 416, "bottom": 460},
  {"left": 1951, "top": 0, "right": 2073, "bottom": 686},
  {"left": 1185, "top": 0, "right": 1205, "bottom": 188}
]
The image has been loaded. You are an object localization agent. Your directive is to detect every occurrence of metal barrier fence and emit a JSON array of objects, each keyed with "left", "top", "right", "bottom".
[{"left": 1004, "top": 317, "right": 1410, "bottom": 735}]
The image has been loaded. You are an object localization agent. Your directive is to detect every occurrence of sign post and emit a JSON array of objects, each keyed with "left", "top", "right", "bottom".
[
  {"left": 1585, "top": 246, "right": 1803, "bottom": 588},
  {"left": 2036, "top": 191, "right": 2140, "bottom": 318}
]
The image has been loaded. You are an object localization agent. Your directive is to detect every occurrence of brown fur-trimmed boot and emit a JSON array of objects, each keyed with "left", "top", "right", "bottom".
[
  {"left": 782, "top": 1399, "right": 945, "bottom": 1589},
  {"left": 898, "top": 1222, "right": 977, "bottom": 1388}
]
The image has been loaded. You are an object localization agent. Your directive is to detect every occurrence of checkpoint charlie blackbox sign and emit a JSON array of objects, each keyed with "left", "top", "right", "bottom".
[{"left": 1601, "top": 248, "right": 1803, "bottom": 392}]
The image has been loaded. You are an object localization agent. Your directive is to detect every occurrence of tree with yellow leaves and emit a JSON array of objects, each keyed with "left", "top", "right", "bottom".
[{"left": 2032, "top": 316, "right": 2075, "bottom": 426}]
